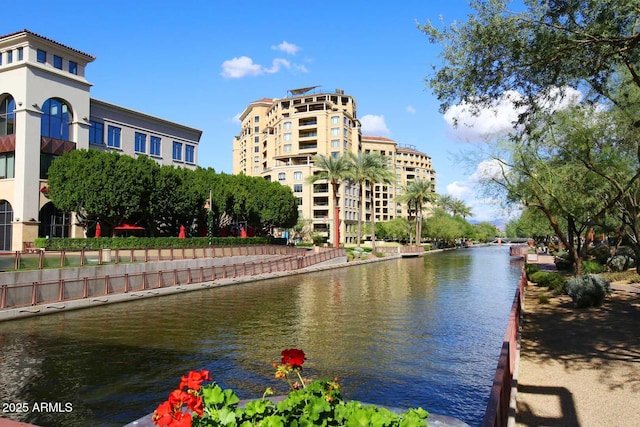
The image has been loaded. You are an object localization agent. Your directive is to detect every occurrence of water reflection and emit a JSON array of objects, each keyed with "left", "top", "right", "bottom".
[{"left": 0, "top": 246, "right": 521, "bottom": 427}]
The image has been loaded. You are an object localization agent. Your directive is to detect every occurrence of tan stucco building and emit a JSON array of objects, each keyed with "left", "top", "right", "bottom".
[
  {"left": 0, "top": 30, "right": 202, "bottom": 252},
  {"left": 232, "top": 88, "right": 435, "bottom": 245}
]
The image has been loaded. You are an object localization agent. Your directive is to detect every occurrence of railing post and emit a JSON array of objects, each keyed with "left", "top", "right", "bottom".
[
  {"left": 39, "top": 249, "right": 45, "bottom": 269},
  {"left": 98, "top": 249, "right": 103, "bottom": 265},
  {"left": 0, "top": 284, "right": 6, "bottom": 309},
  {"left": 83, "top": 278, "right": 88, "bottom": 298},
  {"left": 14, "top": 251, "right": 19, "bottom": 270},
  {"left": 80, "top": 248, "right": 85, "bottom": 267},
  {"left": 104, "top": 276, "right": 110, "bottom": 295},
  {"left": 60, "top": 250, "right": 66, "bottom": 268},
  {"left": 58, "top": 279, "right": 64, "bottom": 302},
  {"left": 158, "top": 271, "right": 163, "bottom": 288},
  {"left": 124, "top": 274, "right": 129, "bottom": 293},
  {"left": 31, "top": 282, "right": 37, "bottom": 306}
]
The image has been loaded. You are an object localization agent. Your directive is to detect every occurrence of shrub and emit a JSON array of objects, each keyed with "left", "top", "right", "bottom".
[
  {"left": 538, "top": 294, "right": 550, "bottom": 304},
  {"left": 565, "top": 275, "right": 611, "bottom": 308},
  {"left": 607, "top": 246, "right": 636, "bottom": 272},
  {"left": 581, "top": 260, "right": 604, "bottom": 274},
  {"left": 529, "top": 271, "right": 567, "bottom": 295},
  {"left": 554, "top": 251, "right": 573, "bottom": 271},
  {"left": 311, "top": 234, "right": 325, "bottom": 246},
  {"left": 525, "top": 263, "right": 541, "bottom": 280},
  {"left": 588, "top": 244, "right": 611, "bottom": 265}
]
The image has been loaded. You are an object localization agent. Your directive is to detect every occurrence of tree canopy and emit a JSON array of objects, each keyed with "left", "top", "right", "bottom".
[{"left": 47, "top": 150, "right": 298, "bottom": 237}]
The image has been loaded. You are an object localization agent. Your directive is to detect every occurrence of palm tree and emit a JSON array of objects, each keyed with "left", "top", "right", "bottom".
[
  {"left": 451, "top": 199, "right": 472, "bottom": 219},
  {"left": 306, "top": 154, "right": 351, "bottom": 248},
  {"left": 399, "top": 179, "right": 436, "bottom": 244},
  {"left": 346, "top": 151, "right": 394, "bottom": 249}
]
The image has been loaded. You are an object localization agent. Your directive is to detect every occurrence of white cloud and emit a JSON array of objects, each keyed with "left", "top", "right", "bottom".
[
  {"left": 446, "top": 181, "right": 474, "bottom": 200},
  {"left": 271, "top": 41, "right": 300, "bottom": 55},
  {"left": 469, "top": 159, "right": 508, "bottom": 183},
  {"left": 444, "top": 86, "right": 585, "bottom": 142},
  {"left": 406, "top": 105, "right": 416, "bottom": 114},
  {"left": 360, "top": 114, "right": 390, "bottom": 135},
  {"left": 220, "top": 56, "right": 262, "bottom": 78},
  {"left": 221, "top": 56, "right": 308, "bottom": 78},
  {"left": 263, "top": 58, "right": 291, "bottom": 74}
]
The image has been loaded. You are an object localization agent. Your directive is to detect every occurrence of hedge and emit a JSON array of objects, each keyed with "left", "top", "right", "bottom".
[{"left": 34, "top": 236, "right": 270, "bottom": 251}]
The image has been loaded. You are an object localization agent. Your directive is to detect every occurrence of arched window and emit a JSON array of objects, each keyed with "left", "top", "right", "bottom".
[
  {"left": 0, "top": 95, "right": 15, "bottom": 136},
  {"left": 0, "top": 200, "right": 13, "bottom": 251},
  {"left": 39, "top": 202, "right": 71, "bottom": 238},
  {"left": 40, "top": 98, "right": 71, "bottom": 140}
]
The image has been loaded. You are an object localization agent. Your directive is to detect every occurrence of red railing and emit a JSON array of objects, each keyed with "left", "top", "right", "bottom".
[
  {"left": 482, "top": 270, "right": 527, "bottom": 427},
  {"left": 0, "top": 248, "right": 346, "bottom": 310},
  {"left": 0, "top": 245, "right": 309, "bottom": 272}
]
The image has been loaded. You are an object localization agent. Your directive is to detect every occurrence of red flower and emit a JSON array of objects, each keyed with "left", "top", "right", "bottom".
[
  {"left": 179, "top": 369, "right": 211, "bottom": 391},
  {"left": 171, "top": 411, "right": 192, "bottom": 427},
  {"left": 152, "top": 401, "right": 175, "bottom": 426},
  {"left": 167, "top": 389, "right": 189, "bottom": 409},
  {"left": 281, "top": 348, "right": 306, "bottom": 368},
  {"left": 186, "top": 395, "right": 204, "bottom": 417}
]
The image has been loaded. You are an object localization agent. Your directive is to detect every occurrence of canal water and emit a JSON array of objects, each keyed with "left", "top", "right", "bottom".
[{"left": 0, "top": 246, "right": 521, "bottom": 427}]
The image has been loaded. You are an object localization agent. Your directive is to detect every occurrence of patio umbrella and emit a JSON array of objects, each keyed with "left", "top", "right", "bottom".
[
  {"left": 179, "top": 225, "right": 186, "bottom": 238},
  {"left": 95, "top": 222, "right": 101, "bottom": 238}
]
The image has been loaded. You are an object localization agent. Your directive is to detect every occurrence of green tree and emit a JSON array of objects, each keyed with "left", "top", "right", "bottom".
[
  {"left": 421, "top": 0, "right": 640, "bottom": 116},
  {"left": 306, "top": 154, "right": 352, "bottom": 248},
  {"left": 346, "top": 151, "right": 394, "bottom": 249},
  {"left": 48, "top": 149, "right": 157, "bottom": 233},
  {"left": 505, "top": 207, "right": 556, "bottom": 239},
  {"left": 473, "top": 222, "right": 499, "bottom": 243},
  {"left": 422, "top": 0, "right": 640, "bottom": 273},
  {"left": 399, "top": 179, "right": 436, "bottom": 244}
]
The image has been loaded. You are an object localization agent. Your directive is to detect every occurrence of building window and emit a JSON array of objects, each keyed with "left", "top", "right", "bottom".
[
  {"left": 331, "top": 139, "right": 339, "bottom": 148},
  {"left": 344, "top": 140, "right": 348, "bottom": 148},
  {"left": 150, "top": 136, "right": 161, "bottom": 156},
  {"left": 283, "top": 144, "right": 292, "bottom": 152},
  {"left": 254, "top": 166, "right": 259, "bottom": 173},
  {"left": 185, "top": 145, "right": 195, "bottom": 163},
  {"left": 331, "top": 127, "right": 339, "bottom": 136},
  {"left": 0, "top": 96, "right": 16, "bottom": 136},
  {"left": 331, "top": 116, "right": 339, "bottom": 124},
  {"left": 278, "top": 172, "right": 286, "bottom": 181},
  {"left": 254, "top": 156, "right": 259, "bottom": 163},
  {"left": 107, "top": 126, "right": 121, "bottom": 148},
  {"left": 283, "top": 133, "right": 291, "bottom": 141},
  {"left": 293, "top": 184, "right": 302, "bottom": 192},
  {"left": 53, "top": 55, "right": 62, "bottom": 69},
  {"left": 331, "top": 151, "right": 339, "bottom": 158},
  {"left": 294, "top": 171, "right": 302, "bottom": 181},
  {"left": 135, "top": 132, "right": 146, "bottom": 153},
  {"left": 172, "top": 141, "right": 183, "bottom": 160},
  {"left": 7, "top": 50, "right": 13, "bottom": 63},
  {"left": 89, "top": 121, "right": 104, "bottom": 144},
  {"left": 254, "top": 136, "right": 259, "bottom": 143},
  {"left": 17, "top": 47, "right": 23, "bottom": 61},
  {"left": 343, "top": 128, "right": 348, "bottom": 137},
  {"left": 254, "top": 126, "right": 259, "bottom": 133},
  {"left": 69, "top": 61, "right": 77, "bottom": 75},
  {"left": 283, "top": 121, "right": 291, "bottom": 130},
  {"left": 41, "top": 99, "right": 71, "bottom": 140},
  {"left": 297, "top": 197, "right": 303, "bottom": 206},
  {"left": 0, "top": 200, "right": 13, "bottom": 251},
  {"left": 254, "top": 116, "right": 259, "bottom": 123},
  {"left": 37, "top": 49, "right": 46, "bottom": 63},
  {"left": 0, "top": 152, "right": 15, "bottom": 179},
  {"left": 254, "top": 146, "right": 259, "bottom": 153}
]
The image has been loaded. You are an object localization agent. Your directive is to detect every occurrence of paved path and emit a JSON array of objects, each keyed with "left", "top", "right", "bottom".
[{"left": 516, "top": 254, "right": 640, "bottom": 426}]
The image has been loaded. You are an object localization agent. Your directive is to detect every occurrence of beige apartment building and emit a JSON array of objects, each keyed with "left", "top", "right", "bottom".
[
  {"left": 232, "top": 88, "right": 436, "bottom": 245},
  {"left": 0, "top": 30, "right": 201, "bottom": 252}
]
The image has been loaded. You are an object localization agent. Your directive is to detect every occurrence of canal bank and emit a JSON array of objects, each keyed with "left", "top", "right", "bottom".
[{"left": 0, "top": 248, "right": 446, "bottom": 323}]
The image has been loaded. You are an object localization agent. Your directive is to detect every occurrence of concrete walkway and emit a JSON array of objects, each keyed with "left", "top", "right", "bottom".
[{"left": 516, "top": 255, "right": 640, "bottom": 426}]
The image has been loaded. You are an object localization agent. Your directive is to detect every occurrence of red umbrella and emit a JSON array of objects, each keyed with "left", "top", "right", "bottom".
[
  {"left": 95, "top": 222, "right": 101, "bottom": 238},
  {"left": 240, "top": 227, "right": 247, "bottom": 238},
  {"left": 178, "top": 225, "right": 186, "bottom": 238}
]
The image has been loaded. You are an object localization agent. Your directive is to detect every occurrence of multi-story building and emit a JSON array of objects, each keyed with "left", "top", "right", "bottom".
[
  {"left": 233, "top": 88, "right": 436, "bottom": 244},
  {"left": 0, "top": 30, "right": 202, "bottom": 252}
]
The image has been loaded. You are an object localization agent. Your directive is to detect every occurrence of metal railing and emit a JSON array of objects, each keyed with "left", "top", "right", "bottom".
[
  {"left": 0, "top": 245, "right": 308, "bottom": 272},
  {"left": 0, "top": 248, "right": 346, "bottom": 310},
  {"left": 482, "top": 269, "right": 526, "bottom": 427}
]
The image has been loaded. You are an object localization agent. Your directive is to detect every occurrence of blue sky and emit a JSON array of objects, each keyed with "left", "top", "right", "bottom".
[{"left": 10, "top": 0, "right": 516, "bottom": 223}]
